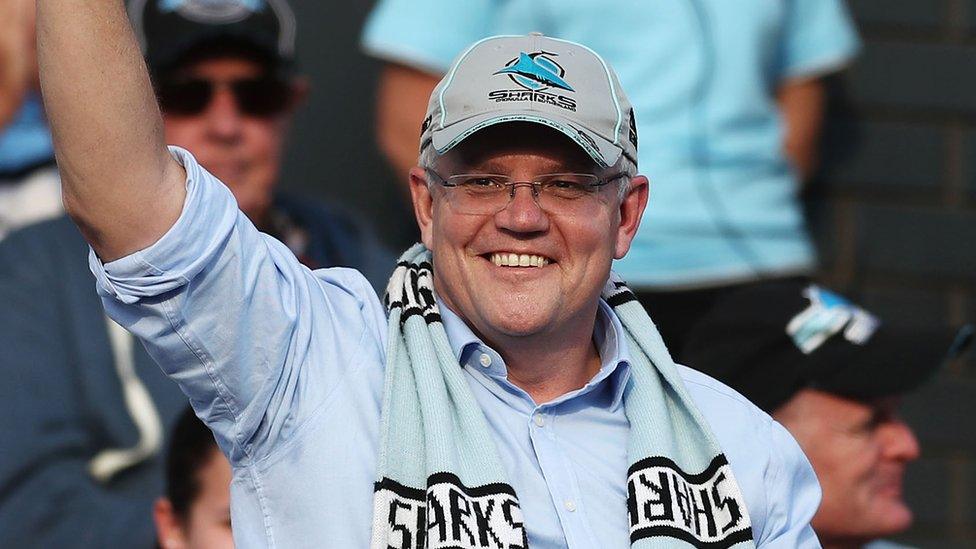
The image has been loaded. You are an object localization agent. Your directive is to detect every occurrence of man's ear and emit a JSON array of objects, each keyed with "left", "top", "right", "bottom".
[
  {"left": 153, "top": 497, "right": 187, "bottom": 549},
  {"left": 287, "top": 77, "right": 310, "bottom": 111},
  {"left": 614, "top": 175, "right": 649, "bottom": 259},
  {"left": 409, "top": 166, "right": 435, "bottom": 249}
]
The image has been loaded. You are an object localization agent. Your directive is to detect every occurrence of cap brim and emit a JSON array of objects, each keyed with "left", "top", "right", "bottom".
[
  {"left": 429, "top": 111, "right": 622, "bottom": 169},
  {"left": 148, "top": 32, "right": 289, "bottom": 76},
  {"left": 812, "top": 324, "right": 974, "bottom": 400}
]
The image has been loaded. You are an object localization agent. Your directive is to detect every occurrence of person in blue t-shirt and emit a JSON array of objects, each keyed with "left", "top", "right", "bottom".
[{"left": 362, "top": 0, "right": 861, "bottom": 353}]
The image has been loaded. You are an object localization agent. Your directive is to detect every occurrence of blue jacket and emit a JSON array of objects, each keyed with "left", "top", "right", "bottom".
[{"left": 0, "top": 197, "right": 392, "bottom": 547}]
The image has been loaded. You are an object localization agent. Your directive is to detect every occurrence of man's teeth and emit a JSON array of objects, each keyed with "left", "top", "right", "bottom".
[{"left": 490, "top": 253, "right": 550, "bottom": 267}]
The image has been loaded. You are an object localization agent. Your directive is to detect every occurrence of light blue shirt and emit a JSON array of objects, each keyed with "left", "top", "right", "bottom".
[
  {"left": 363, "top": 0, "right": 860, "bottom": 288},
  {"left": 90, "top": 148, "right": 822, "bottom": 547}
]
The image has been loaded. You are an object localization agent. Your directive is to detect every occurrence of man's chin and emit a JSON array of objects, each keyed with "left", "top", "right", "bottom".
[
  {"left": 478, "top": 303, "right": 555, "bottom": 339},
  {"left": 488, "top": 313, "right": 551, "bottom": 338},
  {"left": 888, "top": 503, "right": 914, "bottom": 532},
  {"left": 868, "top": 500, "right": 914, "bottom": 537}
]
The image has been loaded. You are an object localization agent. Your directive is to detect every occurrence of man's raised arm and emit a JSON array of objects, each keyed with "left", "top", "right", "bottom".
[{"left": 36, "top": 0, "right": 185, "bottom": 261}]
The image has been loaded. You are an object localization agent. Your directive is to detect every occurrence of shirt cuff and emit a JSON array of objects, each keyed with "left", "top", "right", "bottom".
[
  {"left": 89, "top": 146, "right": 241, "bottom": 305},
  {"left": 782, "top": 48, "right": 860, "bottom": 81}
]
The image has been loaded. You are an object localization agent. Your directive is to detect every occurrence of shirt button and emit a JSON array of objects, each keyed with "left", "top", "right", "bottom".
[
  {"left": 479, "top": 353, "right": 492, "bottom": 368},
  {"left": 564, "top": 499, "right": 577, "bottom": 512},
  {"left": 533, "top": 414, "right": 545, "bottom": 427}
]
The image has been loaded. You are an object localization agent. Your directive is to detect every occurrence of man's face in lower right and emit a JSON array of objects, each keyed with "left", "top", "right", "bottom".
[{"left": 775, "top": 389, "right": 921, "bottom": 546}]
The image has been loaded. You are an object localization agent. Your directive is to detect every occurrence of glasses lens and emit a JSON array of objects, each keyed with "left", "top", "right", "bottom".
[
  {"left": 444, "top": 175, "right": 510, "bottom": 214},
  {"left": 157, "top": 79, "right": 212, "bottom": 115},
  {"left": 538, "top": 173, "right": 601, "bottom": 200},
  {"left": 232, "top": 78, "right": 292, "bottom": 117},
  {"left": 438, "top": 173, "right": 612, "bottom": 216}
]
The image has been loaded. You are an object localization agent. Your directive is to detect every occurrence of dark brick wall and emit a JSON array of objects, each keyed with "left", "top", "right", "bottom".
[{"left": 816, "top": 1, "right": 976, "bottom": 545}]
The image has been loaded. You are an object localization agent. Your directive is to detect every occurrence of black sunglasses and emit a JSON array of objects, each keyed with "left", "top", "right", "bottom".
[{"left": 156, "top": 77, "right": 293, "bottom": 117}]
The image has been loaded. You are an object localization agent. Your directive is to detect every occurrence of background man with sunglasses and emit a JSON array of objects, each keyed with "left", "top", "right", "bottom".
[{"left": 0, "top": 0, "right": 390, "bottom": 546}]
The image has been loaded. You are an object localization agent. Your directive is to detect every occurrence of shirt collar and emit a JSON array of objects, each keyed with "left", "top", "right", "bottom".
[
  {"left": 439, "top": 298, "right": 481, "bottom": 363},
  {"left": 594, "top": 299, "right": 633, "bottom": 409},
  {"left": 438, "top": 298, "right": 633, "bottom": 409}
]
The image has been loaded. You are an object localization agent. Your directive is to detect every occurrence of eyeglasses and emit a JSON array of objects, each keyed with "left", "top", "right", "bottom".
[
  {"left": 156, "top": 77, "right": 292, "bottom": 117},
  {"left": 427, "top": 170, "right": 627, "bottom": 216}
]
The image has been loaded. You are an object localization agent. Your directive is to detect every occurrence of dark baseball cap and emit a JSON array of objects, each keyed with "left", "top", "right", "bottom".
[
  {"left": 682, "top": 281, "right": 974, "bottom": 413},
  {"left": 128, "top": 0, "right": 296, "bottom": 75}
]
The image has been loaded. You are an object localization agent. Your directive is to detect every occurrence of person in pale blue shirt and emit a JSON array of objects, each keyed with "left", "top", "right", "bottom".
[
  {"left": 40, "top": 2, "right": 821, "bottom": 547},
  {"left": 362, "top": 0, "right": 861, "bottom": 353}
]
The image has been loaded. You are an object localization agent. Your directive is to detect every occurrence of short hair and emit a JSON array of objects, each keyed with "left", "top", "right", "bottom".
[
  {"left": 614, "top": 155, "right": 637, "bottom": 200},
  {"left": 164, "top": 407, "right": 220, "bottom": 521}
]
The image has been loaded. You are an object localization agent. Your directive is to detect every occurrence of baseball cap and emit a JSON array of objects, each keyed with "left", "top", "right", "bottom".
[
  {"left": 421, "top": 33, "right": 639, "bottom": 170},
  {"left": 128, "top": 0, "right": 296, "bottom": 76},
  {"left": 681, "top": 280, "right": 974, "bottom": 413}
]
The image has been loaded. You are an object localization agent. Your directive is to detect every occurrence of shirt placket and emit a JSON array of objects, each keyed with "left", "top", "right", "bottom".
[{"left": 527, "top": 405, "right": 599, "bottom": 548}]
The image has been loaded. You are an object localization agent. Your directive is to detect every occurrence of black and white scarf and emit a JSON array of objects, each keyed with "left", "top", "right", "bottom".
[{"left": 371, "top": 245, "right": 755, "bottom": 548}]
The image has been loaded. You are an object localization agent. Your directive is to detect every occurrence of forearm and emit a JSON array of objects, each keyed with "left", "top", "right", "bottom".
[
  {"left": 777, "top": 77, "right": 825, "bottom": 183},
  {"left": 36, "top": 0, "right": 184, "bottom": 261}
]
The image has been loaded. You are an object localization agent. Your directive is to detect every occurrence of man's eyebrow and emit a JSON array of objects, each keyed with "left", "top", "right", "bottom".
[
  {"left": 471, "top": 160, "right": 510, "bottom": 173},
  {"left": 461, "top": 159, "right": 593, "bottom": 174}
]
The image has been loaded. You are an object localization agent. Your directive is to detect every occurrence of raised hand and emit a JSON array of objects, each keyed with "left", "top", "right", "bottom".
[{"left": 36, "top": 0, "right": 185, "bottom": 261}]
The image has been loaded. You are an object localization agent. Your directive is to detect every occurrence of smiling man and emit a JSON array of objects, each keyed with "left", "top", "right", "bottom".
[{"left": 39, "top": 2, "right": 822, "bottom": 546}]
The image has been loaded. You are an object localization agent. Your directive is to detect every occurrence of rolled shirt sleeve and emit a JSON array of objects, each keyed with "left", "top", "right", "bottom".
[
  {"left": 778, "top": 0, "right": 861, "bottom": 81},
  {"left": 89, "top": 147, "right": 388, "bottom": 465}
]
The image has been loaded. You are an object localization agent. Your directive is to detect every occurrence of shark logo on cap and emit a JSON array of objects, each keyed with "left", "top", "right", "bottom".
[
  {"left": 158, "top": 0, "right": 265, "bottom": 24},
  {"left": 495, "top": 51, "right": 574, "bottom": 92}
]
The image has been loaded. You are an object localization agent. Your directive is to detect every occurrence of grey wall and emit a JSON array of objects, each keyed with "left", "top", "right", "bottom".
[
  {"left": 816, "top": 1, "right": 976, "bottom": 546},
  {"left": 278, "top": 0, "right": 417, "bottom": 251},
  {"left": 281, "top": 0, "right": 976, "bottom": 545}
]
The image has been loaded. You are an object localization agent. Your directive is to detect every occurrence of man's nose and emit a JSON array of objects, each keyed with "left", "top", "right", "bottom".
[
  {"left": 203, "top": 86, "right": 244, "bottom": 142},
  {"left": 494, "top": 183, "right": 549, "bottom": 233},
  {"left": 882, "top": 419, "right": 921, "bottom": 462}
]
